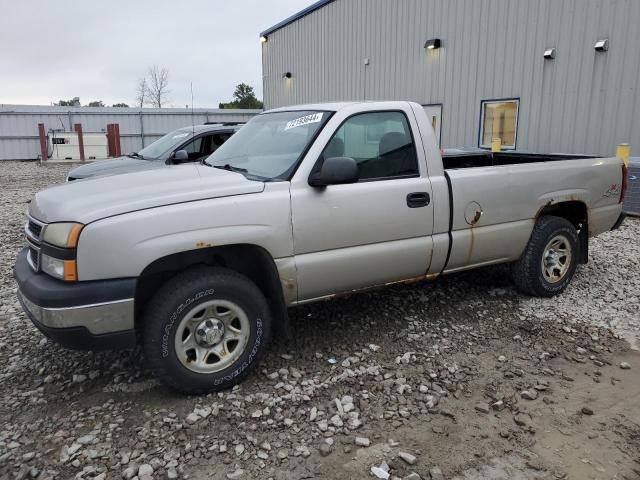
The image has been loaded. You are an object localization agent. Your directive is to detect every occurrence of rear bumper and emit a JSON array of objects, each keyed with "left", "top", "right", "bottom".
[
  {"left": 13, "top": 248, "right": 137, "bottom": 351},
  {"left": 611, "top": 212, "right": 626, "bottom": 231}
]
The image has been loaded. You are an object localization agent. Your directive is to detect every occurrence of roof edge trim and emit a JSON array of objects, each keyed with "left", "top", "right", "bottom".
[{"left": 260, "top": 0, "right": 335, "bottom": 37}]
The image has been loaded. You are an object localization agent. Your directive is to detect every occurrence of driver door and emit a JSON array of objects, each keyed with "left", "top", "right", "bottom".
[{"left": 290, "top": 108, "right": 435, "bottom": 301}]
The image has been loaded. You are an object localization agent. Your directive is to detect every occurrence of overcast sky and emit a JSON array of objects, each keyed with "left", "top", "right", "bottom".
[{"left": 0, "top": 0, "right": 310, "bottom": 107}]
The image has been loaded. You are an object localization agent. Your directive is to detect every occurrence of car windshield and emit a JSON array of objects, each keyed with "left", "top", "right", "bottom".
[
  {"left": 204, "top": 111, "right": 331, "bottom": 180},
  {"left": 137, "top": 128, "right": 193, "bottom": 159}
]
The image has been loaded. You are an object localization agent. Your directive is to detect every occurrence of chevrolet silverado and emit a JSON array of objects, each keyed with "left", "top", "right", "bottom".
[{"left": 15, "top": 101, "right": 627, "bottom": 394}]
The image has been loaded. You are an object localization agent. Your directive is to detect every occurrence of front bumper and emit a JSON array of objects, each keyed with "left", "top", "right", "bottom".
[{"left": 14, "top": 248, "right": 137, "bottom": 351}]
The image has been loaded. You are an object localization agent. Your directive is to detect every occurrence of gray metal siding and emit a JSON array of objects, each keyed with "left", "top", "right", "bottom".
[
  {"left": 0, "top": 106, "right": 260, "bottom": 160},
  {"left": 262, "top": 0, "right": 640, "bottom": 156},
  {"left": 624, "top": 159, "right": 640, "bottom": 215}
]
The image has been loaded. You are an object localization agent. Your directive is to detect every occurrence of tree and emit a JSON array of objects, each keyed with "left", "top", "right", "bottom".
[
  {"left": 146, "top": 65, "right": 170, "bottom": 108},
  {"left": 87, "top": 100, "right": 105, "bottom": 107},
  {"left": 136, "top": 77, "right": 147, "bottom": 108},
  {"left": 56, "top": 97, "right": 81, "bottom": 106},
  {"left": 112, "top": 103, "right": 129, "bottom": 108},
  {"left": 219, "top": 83, "right": 263, "bottom": 109},
  {"left": 232, "top": 83, "right": 262, "bottom": 108}
]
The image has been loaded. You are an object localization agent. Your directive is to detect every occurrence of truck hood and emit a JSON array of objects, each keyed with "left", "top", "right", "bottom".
[
  {"left": 67, "top": 156, "right": 165, "bottom": 180},
  {"left": 29, "top": 164, "right": 265, "bottom": 224}
]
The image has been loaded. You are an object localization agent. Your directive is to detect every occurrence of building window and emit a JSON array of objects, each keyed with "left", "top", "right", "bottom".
[{"left": 479, "top": 99, "right": 519, "bottom": 149}]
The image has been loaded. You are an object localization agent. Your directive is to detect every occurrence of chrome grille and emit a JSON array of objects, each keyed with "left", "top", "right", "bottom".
[
  {"left": 28, "top": 220, "right": 42, "bottom": 238},
  {"left": 24, "top": 215, "right": 45, "bottom": 272},
  {"left": 28, "top": 246, "right": 39, "bottom": 270}
]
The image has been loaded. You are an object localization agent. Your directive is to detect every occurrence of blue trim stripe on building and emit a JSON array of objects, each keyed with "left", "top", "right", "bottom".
[{"left": 260, "top": 0, "right": 335, "bottom": 37}]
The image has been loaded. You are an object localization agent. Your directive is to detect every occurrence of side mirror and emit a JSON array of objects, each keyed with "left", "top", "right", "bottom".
[
  {"left": 308, "top": 157, "right": 359, "bottom": 187},
  {"left": 173, "top": 150, "right": 189, "bottom": 163}
]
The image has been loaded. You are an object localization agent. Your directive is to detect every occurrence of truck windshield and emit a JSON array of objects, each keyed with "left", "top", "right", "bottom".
[
  {"left": 204, "top": 111, "right": 331, "bottom": 180},
  {"left": 137, "top": 129, "right": 192, "bottom": 159}
]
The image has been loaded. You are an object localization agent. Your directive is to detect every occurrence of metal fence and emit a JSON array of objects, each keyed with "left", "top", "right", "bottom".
[{"left": 0, "top": 105, "right": 261, "bottom": 160}]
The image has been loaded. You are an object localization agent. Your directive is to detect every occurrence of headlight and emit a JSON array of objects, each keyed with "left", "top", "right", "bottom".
[
  {"left": 43, "top": 222, "right": 83, "bottom": 248},
  {"left": 40, "top": 222, "right": 82, "bottom": 281},
  {"left": 41, "top": 253, "right": 77, "bottom": 281}
]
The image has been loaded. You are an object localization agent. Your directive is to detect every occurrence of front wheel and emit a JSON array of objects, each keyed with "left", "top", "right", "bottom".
[
  {"left": 142, "top": 267, "right": 272, "bottom": 394},
  {"left": 511, "top": 215, "right": 580, "bottom": 297}
]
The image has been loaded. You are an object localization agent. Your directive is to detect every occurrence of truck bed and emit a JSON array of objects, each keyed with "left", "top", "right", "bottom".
[
  {"left": 439, "top": 149, "right": 621, "bottom": 274},
  {"left": 442, "top": 150, "right": 597, "bottom": 170}
]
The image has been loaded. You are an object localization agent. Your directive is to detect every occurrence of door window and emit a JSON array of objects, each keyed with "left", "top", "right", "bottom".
[
  {"left": 178, "top": 133, "right": 233, "bottom": 162},
  {"left": 322, "top": 111, "right": 419, "bottom": 181},
  {"left": 206, "top": 133, "right": 231, "bottom": 154},
  {"left": 180, "top": 137, "right": 204, "bottom": 161}
]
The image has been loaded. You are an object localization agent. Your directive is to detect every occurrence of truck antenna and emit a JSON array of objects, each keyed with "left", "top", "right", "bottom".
[{"left": 190, "top": 82, "right": 195, "bottom": 136}]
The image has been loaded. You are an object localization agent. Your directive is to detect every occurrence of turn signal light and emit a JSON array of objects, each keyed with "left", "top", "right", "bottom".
[{"left": 63, "top": 260, "right": 77, "bottom": 281}]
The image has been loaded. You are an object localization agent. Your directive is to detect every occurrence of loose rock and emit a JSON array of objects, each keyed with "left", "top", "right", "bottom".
[
  {"left": 355, "top": 437, "right": 370, "bottom": 447},
  {"left": 398, "top": 451, "right": 417, "bottom": 465}
]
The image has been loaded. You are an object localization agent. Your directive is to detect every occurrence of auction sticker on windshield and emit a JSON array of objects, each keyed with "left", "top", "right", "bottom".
[{"left": 284, "top": 113, "right": 323, "bottom": 131}]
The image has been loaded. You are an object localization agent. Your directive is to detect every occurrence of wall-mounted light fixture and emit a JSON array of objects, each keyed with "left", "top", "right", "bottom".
[
  {"left": 594, "top": 38, "right": 609, "bottom": 52},
  {"left": 282, "top": 72, "right": 292, "bottom": 79},
  {"left": 260, "top": 35, "right": 268, "bottom": 43},
  {"left": 543, "top": 47, "right": 556, "bottom": 59},
  {"left": 424, "top": 38, "right": 441, "bottom": 50}
]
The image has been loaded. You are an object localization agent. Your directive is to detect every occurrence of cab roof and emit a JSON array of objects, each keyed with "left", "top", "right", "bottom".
[
  {"left": 264, "top": 101, "right": 418, "bottom": 114},
  {"left": 265, "top": 102, "right": 364, "bottom": 113},
  {"left": 175, "top": 123, "right": 243, "bottom": 134}
]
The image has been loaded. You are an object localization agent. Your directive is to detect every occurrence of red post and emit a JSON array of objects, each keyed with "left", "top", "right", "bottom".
[
  {"left": 113, "top": 123, "right": 121, "bottom": 157},
  {"left": 106, "top": 124, "right": 114, "bottom": 157},
  {"left": 38, "top": 123, "right": 48, "bottom": 161},
  {"left": 74, "top": 123, "right": 85, "bottom": 162}
]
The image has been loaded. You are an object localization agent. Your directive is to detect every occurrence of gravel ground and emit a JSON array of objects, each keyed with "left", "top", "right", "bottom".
[{"left": 1, "top": 161, "right": 639, "bottom": 480}]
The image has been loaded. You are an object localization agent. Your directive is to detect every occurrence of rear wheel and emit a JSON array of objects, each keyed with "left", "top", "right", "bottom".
[
  {"left": 512, "top": 215, "right": 580, "bottom": 297},
  {"left": 142, "top": 267, "right": 272, "bottom": 394}
]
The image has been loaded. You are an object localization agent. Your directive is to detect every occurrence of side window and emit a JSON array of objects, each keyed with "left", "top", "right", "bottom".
[
  {"left": 180, "top": 137, "right": 204, "bottom": 161},
  {"left": 322, "top": 111, "right": 419, "bottom": 181},
  {"left": 206, "top": 133, "right": 230, "bottom": 155}
]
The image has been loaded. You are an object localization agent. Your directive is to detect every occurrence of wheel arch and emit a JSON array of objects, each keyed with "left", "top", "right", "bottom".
[
  {"left": 535, "top": 200, "right": 588, "bottom": 263},
  {"left": 134, "top": 244, "right": 290, "bottom": 336}
]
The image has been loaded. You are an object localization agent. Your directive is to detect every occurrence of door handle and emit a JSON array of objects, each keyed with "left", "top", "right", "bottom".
[{"left": 406, "top": 192, "right": 430, "bottom": 208}]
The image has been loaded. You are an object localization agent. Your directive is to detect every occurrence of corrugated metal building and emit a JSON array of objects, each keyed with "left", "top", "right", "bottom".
[
  {"left": 260, "top": 0, "right": 640, "bottom": 156},
  {"left": 0, "top": 105, "right": 260, "bottom": 160}
]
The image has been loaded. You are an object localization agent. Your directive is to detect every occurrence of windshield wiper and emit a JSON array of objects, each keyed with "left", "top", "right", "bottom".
[
  {"left": 212, "top": 164, "right": 248, "bottom": 174},
  {"left": 128, "top": 152, "right": 145, "bottom": 159}
]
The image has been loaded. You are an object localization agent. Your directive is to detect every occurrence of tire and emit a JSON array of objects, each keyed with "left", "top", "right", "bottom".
[
  {"left": 511, "top": 215, "right": 580, "bottom": 297},
  {"left": 142, "top": 266, "right": 272, "bottom": 394}
]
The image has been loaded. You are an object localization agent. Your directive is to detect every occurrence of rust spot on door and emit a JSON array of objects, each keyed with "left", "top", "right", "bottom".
[{"left": 466, "top": 223, "right": 476, "bottom": 265}]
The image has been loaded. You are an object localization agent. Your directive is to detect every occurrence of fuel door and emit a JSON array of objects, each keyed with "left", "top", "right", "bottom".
[{"left": 464, "top": 201, "right": 483, "bottom": 225}]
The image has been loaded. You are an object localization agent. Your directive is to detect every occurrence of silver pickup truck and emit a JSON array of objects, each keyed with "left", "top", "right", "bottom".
[{"left": 15, "top": 101, "right": 627, "bottom": 394}]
